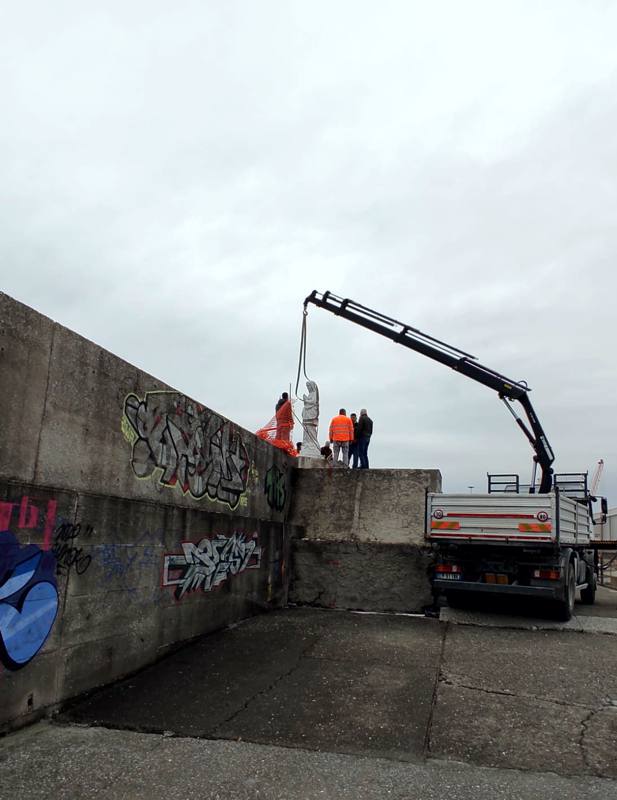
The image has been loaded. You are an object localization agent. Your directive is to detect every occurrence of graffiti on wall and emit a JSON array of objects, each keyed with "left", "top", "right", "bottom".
[
  {"left": 264, "top": 465, "right": 287, "bottom": 512},
  {"left": 98, "top": 528, "right": 165, "bottom": 607},
  {"left": 122, "top": 392, "right": 250, "bottom": 509},
  {"left": 52, "top": 522, "right": 93, "bottom": 576},
  {"left": 162, "top": 532, "right": 261, "bottom": 600},
  {"left": 0, "top": 496, "right": 57, "bottom": 551},
  {"left": 0, "top": 532, "right": 58, "bottom": 670}
]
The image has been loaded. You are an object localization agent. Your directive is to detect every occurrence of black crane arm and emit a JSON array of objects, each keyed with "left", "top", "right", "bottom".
[{"left": 304, "top": 290, "right": 555, "bottom": 493}]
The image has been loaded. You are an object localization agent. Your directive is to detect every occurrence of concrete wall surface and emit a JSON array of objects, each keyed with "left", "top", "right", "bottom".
[
  {"left": 0, "top": 292, "right": 297, "bottom": 731},
  {"left": 289, "top": 540, "right": 434, "bottom": 613},
  {"left": 289, "top": 468, "right": 442, "bottom": 545},
  {"left": 288, "top": 468, "right": 441, "bottom": 614}
]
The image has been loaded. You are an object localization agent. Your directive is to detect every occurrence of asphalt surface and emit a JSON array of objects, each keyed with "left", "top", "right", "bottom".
[{"left": 2, "top": 589, "right": 617, "bottom": 799}]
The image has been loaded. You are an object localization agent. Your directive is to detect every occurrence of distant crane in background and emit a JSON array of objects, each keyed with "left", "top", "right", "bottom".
[{"left": 591, "top": 459, "right": 604, "bottom": 496}]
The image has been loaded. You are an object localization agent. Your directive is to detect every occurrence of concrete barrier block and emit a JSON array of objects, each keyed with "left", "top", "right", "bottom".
[
  {"left": 289, "top": 468, "right": 441, "bottom": 545},
  {"left": 290, "top": 540, "right": 434, "bottom": 613}
]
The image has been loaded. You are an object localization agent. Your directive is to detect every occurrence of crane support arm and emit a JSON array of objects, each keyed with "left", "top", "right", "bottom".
[{"left": 304, "top": 290, "right": 555, "bottom": 492}]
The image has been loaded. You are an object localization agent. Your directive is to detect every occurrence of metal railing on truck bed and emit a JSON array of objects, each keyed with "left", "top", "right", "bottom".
[{"left": 426, "top": 492, "right": 592, "bottom": 546}]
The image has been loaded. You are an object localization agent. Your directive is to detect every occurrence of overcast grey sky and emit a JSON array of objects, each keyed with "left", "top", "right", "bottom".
[{"left": 2, "top": 1, "right": 616, "bottom": 501}]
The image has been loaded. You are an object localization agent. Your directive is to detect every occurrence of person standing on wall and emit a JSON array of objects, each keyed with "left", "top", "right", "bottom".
[
  {"left": 328, "top": 408, "right": 354, "bottom": 466},
  {"left": 275, "top": 392, "right": 292, "bottom": 441},
  {"left": 348, "top": 412, "right": 359, "bottom": 469},
  {"left": 357, "top": 408, "right": 373, "bottom": 469},
  {"left": 320, "top": 440, "right": 333, "bottom": 462}
]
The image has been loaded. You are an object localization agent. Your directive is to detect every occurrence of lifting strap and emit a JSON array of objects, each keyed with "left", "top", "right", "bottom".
[{"left": 294, "top": 307, "right": 311, "bottom": 397}]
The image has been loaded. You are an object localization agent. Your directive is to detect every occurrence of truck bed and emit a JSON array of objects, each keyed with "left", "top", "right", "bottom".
[{"left": 426, "top": 492, "right": 591, "bottom": 547}]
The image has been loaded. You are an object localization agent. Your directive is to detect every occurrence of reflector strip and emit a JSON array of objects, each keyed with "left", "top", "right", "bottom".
[
  {"left": 518, "top": 523, "right": 552, "bottom": 532},
  {"left": 446, "top": 513, "right": 535, "bottom": 519},
  {"left": 429, "top": 532, "right": 554, "bottom": 541},
  {"left": 431, "top": 520, "right": 461, "bottom": 530}
]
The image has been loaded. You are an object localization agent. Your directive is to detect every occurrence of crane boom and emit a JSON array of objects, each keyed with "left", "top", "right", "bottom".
[
  {"left": 304, "top": 290, "right": 555, "bottom": 493},
  {"left": 591, "top": 459, "right": 604, "bottom": 495}
]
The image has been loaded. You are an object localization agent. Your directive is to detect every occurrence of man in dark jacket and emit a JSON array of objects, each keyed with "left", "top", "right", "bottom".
[
  {"left": 357, "top": 408, "right": 373, "bottom": 469},
  {"left": 349, "top": 412, "right": 359, "bottom": 469}
]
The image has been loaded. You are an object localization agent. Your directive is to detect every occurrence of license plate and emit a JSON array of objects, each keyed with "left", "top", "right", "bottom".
[{"left": 438, "top": 573, "right": 461, "bottom": 581}]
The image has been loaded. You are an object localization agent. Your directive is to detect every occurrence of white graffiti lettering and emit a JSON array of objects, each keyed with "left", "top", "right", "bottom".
[{"left": 162, "top": 533, "right": 261, "bottom": 599}]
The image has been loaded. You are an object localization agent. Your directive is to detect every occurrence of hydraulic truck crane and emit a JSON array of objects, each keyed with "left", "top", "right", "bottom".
[{"left": 303, "top": 290, "right": 608, "bottom": 620}]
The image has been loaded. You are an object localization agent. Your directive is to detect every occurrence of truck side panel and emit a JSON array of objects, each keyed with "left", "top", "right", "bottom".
[
  {"left": 427, "top": 493, "right": 556, "bottom": 544},
  {"left": 557, "top": 495, "right": 592, "bottom": 546}
]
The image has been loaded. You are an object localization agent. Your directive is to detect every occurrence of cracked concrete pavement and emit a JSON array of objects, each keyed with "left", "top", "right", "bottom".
[
  {"left": 59, "top": 609, "right": 444, "bottom": 760},
  {"left": 431, "top": 624, "right": 617, "bottom": 777},
  {"left": 2, "top": 591, "right": 617, "bottom": 798}
]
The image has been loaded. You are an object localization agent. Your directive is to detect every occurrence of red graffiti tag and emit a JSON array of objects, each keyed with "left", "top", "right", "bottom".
[{"left": 0, "top": 496, "right": 57, "bottom": 550}]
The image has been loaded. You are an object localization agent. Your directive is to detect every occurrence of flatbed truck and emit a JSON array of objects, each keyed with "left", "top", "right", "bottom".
[{"left": 303, "top": 290, "right": 607, "bottom": 620}]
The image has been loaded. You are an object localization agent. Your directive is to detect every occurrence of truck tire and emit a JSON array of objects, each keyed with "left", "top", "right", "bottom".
[
  {"left": 580, "top": 564, "right": 596, "bottom": 605},
  {"left": 554, "top": 564, "right": 575, "bottom": 621}
]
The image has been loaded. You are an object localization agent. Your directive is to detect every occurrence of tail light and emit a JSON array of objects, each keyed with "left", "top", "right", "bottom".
[
  {"left": 435, "top": 563, "right": 462, "bottom": 581},
  {"left": 435, "top": 564, "right": 461, "bottom": 574},
  {"left": 533, "top": 568, "right": 560, "bottom": 580}
]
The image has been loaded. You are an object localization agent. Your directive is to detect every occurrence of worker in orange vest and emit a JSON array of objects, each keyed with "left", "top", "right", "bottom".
[{"left": 328, "top": 408, "right": 355, "bottom": 466}]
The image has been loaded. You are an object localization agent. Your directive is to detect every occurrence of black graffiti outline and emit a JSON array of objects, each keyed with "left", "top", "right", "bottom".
[
  {"left": 52, "top": 522, "right": 93, "bottom": 576},
  {"left": 264, "top": 465, "right": 287, "bottom": 511},
  {"left": 123, "top": 391, "right": 250, "bottom": 509}
]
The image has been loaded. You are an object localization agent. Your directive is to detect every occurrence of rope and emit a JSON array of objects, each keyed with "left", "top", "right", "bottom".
[
  {"left": 291, "top": 404, "right": 321, "bottom": 451},
  {"left": 292, "top": 305, "right": 324, "bottom": 455},
  {"left": 294, "top": 308, "right": 310, "bottom": 397}
]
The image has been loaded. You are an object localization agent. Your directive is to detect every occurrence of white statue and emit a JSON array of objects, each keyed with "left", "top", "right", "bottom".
[{"left": 301, "top": 380, "right": 321, "bottom": 458}]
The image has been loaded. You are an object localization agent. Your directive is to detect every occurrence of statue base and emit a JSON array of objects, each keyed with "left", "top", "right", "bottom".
[
  {"left": 297, "top": 456, "right": 329, "bottom": 469},
  {"left": 300, "top": 441, "right": 321, "bottom": 459}
]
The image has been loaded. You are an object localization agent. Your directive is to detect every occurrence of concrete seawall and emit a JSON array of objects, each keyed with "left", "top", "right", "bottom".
[
  {"left": 0, "top": 292, "right": 299, "bottom": 731},
  {"left": 288, "top": 467, "right": 441, "bottom": 612}
]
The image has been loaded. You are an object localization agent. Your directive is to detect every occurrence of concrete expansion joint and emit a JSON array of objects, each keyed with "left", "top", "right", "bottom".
[
  {"left": 442, "top": 612, "right": 617, "bottom": 638},
  {"left": 53, "top": 717, "right": 165, "bottom": 740},
  {"left": 423, "top": 624, "right": 447, "bottom": 759},
  {"left": 439, "top": 672, "right": 594, "bottom": 711},
  {"left": 425, "top": 755, "right": 613, "bottom": 784}
]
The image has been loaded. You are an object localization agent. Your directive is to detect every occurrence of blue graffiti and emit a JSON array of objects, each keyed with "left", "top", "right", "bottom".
[
  {"left": 98, "top": 529, "right": 164, "bottom": 606},
  {"left": 0, "top": 532, "right": 58, "bottom": 670}
]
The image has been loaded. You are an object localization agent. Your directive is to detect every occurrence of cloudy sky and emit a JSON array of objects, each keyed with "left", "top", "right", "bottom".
[{"left": 2, "top": 1, "right": 616, "bottom": 502}]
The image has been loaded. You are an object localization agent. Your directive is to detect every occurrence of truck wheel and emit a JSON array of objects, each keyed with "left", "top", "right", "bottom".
[
  {"left": 554, "top": 565, "right": 575, "bottom": 621},
  {"left": 580, "top": 565, "right": 596, "bottom": 605}
]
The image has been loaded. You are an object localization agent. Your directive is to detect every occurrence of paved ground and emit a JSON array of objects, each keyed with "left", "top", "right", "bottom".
[
  {"left": 1, "top": 723, "right": 616, "bottom": 800},
  {"left": 2, "top": 589, "right": 617, "bottom": 799}
]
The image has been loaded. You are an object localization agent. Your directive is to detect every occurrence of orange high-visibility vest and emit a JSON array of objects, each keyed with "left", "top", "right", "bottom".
[{"left": 329, "top": 415, "right": 354, "bottom": 442}]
